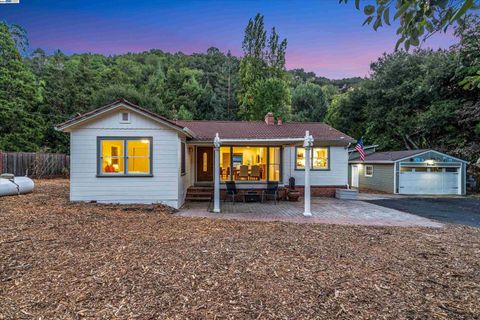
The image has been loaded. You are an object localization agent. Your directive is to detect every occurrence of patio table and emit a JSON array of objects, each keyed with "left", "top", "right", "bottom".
[{"left": 243, "top": 190, "right": 263, "bottom": 203}]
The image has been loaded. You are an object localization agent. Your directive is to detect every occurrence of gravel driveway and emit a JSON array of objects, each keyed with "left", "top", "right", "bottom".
[{"left": 365, "top": 197, "right": 480, "bottom": 228}]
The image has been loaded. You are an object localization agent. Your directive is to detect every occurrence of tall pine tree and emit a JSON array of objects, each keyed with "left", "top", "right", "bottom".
[{"left": 0, "top": 22, "right": 44, "bottom": 151}]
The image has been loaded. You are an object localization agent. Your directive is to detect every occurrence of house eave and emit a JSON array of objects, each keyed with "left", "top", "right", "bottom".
[
  {"left": 55, "top": 101, "right": 193, "bottom": 138},
  {"left": 349, "top": 161, "right": 394, "bottom": 164},
  {"left": 187, "top": 137, "right": 352, "bottom": 146},
  {"left": 394, "top": 149, "right": 469, "bottom": 164}
]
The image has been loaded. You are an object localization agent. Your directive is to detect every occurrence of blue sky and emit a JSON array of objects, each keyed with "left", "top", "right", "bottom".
[{"left": 1, "top": 0, "right": 457, "bottom": 79}]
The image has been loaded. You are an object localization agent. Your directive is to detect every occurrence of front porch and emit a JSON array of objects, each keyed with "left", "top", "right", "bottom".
[
  {"left": 179, "top": 198, "right": 442, "bottom": 227},
  {"left": 190, "top": 131, "right": 320, "bottom": 215}
]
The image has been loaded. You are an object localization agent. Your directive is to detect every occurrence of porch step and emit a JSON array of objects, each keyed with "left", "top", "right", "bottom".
[
  {"left": 186, "top": 186, "right": 213, "bottom": 202},
  {"left": 185, "top": 196, "right": 212, "bottom": 201}
]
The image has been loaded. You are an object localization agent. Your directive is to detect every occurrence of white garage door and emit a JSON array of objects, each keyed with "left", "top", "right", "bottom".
[{"left": 399, "top": 167, "right": 459, "bottom": 195}]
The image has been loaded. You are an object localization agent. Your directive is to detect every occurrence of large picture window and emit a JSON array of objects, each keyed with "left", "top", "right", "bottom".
[
  {"left": 98, "top": 137, "right": 152, "bottom": 176},
  {"left": 219, "top": 146, "right": 282, "bottom": 182},
  {"left": 295, "top": 147, "right": 329, "bottom": 170}
]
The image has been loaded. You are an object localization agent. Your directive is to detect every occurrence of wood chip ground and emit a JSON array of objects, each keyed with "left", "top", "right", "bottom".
[{"left": 1, "top": 180, "right": 479, "bottom": 319}]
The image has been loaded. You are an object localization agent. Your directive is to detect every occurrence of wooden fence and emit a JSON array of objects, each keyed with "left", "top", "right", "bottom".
[{"left": 0, "top": 151, "right": 69, "bottom": 178}]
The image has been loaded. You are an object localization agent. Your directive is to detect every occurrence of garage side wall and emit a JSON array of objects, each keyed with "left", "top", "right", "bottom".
[{"left": 358, "top": 164, "right": 394, "bottom": 193}]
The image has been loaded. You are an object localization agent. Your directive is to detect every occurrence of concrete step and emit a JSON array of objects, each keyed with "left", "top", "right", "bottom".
[{"left": 335, "top": 188, "right": 358, "bottom": 200}]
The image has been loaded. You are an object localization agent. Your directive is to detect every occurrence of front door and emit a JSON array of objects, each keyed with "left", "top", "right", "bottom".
[
  {"left": 351, "top": 166, "right": 359, "bottom": 188},
  {"left": 196, "top": 147, "right": 213, "bottom": 182}
]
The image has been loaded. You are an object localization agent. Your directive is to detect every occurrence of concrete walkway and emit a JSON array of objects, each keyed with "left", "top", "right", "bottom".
[{"left": 179, "top": 198, "right": 443, "bottom": 228}]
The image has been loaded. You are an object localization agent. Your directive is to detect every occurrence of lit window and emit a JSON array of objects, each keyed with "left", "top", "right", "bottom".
[
  {"left": 99, "top": 137, "right": 151, "bottom": 176},
  {"left": 296, "top": 147, "right": 329, "bottom": 170},
  {"left": 220, "top": 146, "right": 231, "bottom": 181},
  {"left": 365, "top": 165, "right": 373, "bottom": 177},
  {"left": 268, "top": 147, "right": 281, "bottom": 181},
  {"left": 232, "top": 146, "right": 267, "bottom": 180},
  {"left": 100, "top": 140, "right": 125, "bottom": 174},
  {"left": 203, "top": 152, "right": 208, "bottom": 172},
  {"left": 312, "top": 148, "right": 328, "bottom": 169},
  {"left": 219, "top": 146, "right": 281, "bottom": 182},
  {"left": 127, "top": 140, "right": 150, "bottom": 174}
]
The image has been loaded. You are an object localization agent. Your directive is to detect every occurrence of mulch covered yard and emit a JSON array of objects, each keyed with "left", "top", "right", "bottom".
[{"left": 1, "top": 180, "right": 479, "bottom": 319}]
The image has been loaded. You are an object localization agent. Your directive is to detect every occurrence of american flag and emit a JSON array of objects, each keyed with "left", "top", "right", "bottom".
[{"left": 355, "top": 138, "right": 366, "bottom": 161}]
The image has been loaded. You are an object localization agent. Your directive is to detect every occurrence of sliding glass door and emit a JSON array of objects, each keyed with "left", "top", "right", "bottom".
[{"left": 219, "top": 146, "right": 281, "bottom": 182}]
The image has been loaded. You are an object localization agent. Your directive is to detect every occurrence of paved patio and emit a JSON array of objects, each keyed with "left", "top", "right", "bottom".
[{"left": 179, "top": 198, "right": 443, "bottom": 227}]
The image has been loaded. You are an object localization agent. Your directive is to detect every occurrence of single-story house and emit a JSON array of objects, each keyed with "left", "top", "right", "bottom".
[
  {"left": 55, "top": 99, "right": 356, "bottom": 208},
  {"left": 349, "top": 149, "right": 468, "bottom": 195}
]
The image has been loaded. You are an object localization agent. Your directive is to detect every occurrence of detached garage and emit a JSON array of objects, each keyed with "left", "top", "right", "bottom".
[{"left": 349, "top": 149, "right": 467, "bottom": 195}]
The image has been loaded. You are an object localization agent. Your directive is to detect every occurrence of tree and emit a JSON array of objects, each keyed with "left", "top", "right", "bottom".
[
  {"left": 0, "top": 22, "right": 44, "bottom": 151},
  {"left": 325, "top": 89, "right": 367, "bottom": 141},
  {"left": 177, "top": 105, "right": 193, "bottom": 120},
  {"left": 247, "top": 78, "right": 292, "bottom": 121},
  {"left": 238, "top": 13, "right": 289, "bottom": 120},
  {"left": 341, "top": 0, "right": 479, "bottom": 51},
  {"left": 291, "top": 82, "right": 328, "bottom": 122},
  {"left": 455, "top": 15, "right": 480, "bottom": 89}
]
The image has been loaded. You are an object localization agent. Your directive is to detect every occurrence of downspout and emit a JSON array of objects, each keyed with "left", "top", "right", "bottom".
[{"left": 346, "top": 143, "right": 352, "bottom": 189}]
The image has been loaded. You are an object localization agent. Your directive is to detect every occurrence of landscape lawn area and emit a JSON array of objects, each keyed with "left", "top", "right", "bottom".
[{"left": 1, "top": 180, "right": 479, "bottom": 319}]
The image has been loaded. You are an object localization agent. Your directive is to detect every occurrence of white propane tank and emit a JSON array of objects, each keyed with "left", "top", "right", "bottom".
[{"left": 0, "top": 174, "right": 34, "bottom": 197}]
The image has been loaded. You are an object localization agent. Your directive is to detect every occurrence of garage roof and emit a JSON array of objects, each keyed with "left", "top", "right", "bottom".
[{"left": 350, "top": 149, "right": 468, "bottom": 164}]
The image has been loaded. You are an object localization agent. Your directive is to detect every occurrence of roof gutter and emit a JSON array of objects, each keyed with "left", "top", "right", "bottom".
[{"left": 349, "top": 161, "right": 395, "bottom": 164}]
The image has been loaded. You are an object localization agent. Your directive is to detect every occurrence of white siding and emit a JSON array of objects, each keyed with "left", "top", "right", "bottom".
[
  {"left": 69, "top": 109, "right": 182, "bottom": 208},
  {"left": 282, "top": 146, "right": 348, "bottom": 186},
  {"left": 177, "top": 139, "right": 194, "bottom": 208}
]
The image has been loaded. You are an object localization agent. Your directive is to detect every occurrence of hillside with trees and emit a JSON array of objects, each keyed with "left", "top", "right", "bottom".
[{"left": 0, "top": 14, "right": 478, "bottom": 164}]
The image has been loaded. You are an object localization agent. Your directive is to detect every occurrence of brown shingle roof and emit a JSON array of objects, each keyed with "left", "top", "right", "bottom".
[
  {"left": 55, "top": 99, "right": 354, "bottom": 143},
  {"left": 176, "top": 120, "right": 355, "bottom": 143}
]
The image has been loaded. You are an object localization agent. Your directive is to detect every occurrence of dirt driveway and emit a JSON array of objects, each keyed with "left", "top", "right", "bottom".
[
  {"left": 366, "top": 198, "right": 480, "bottom": 228},
  {"left": 1, "top": 180, "right": 479, "bottom": 319}
]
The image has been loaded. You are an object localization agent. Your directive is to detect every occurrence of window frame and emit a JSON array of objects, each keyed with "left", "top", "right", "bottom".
[
  {"left": 364, "top": 165, "right": 373, "bottom": 177},
  {"left": 294, "top": 146, "right": 330, "bottom": 171},
  {"left": 97, "top": 136, "right": 153, "bottom": 177},
  {"left": 219, "top": 146, "right": 283, "bottom": 183},
  {"left": 120, "top": 112, "right": 130, "bottom": 124},
  {"left": 181, "top": 142, "right": 186, "bottom": 176}
]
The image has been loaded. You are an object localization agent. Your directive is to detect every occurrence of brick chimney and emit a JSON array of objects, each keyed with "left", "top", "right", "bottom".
[
  {"left": 277, "top": 117, "right": 283, "bottom": 125},
  {"left": 264, "top": 112, "right": 274, "bottom": 125}
]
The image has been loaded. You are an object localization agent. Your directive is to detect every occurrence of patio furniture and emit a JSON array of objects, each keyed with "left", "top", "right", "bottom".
[
  {"left": 250, "top": 165, "right": 260, "bottom": 180},
  {"left": 287, "top": 177, "right": 299, "bottom": 201},
  {"left": 239, "top": 165, "right": 249, "bottom": 180},
  {"left": 225, "top": 181, "right": 240, "bottom": 204},
  {"left": 244, "top": 189, "right": 262, "bottom": 202},
  {"left": 287, "top": 189, "right": 300, "bottom": 201},
  {"left": 263, "top": 181, "right": 279, "bottom": 204}
]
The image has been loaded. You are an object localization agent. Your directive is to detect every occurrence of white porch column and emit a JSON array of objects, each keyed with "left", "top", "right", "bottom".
[
  {"left": 213, "top": 133, "right": 221, "bottom": 213},
  {"left": 303, "top": 130, "right": 314, "bottom": 217}
]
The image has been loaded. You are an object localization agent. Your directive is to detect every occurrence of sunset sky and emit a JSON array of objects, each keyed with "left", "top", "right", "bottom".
[{"left": 1, "top": 0, "right": 457, "bottom": 79}]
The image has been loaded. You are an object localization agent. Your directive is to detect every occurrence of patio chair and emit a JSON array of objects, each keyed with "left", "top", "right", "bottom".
[
  {"left": 250, "top": 165, "right": 261, "bottom": 180},
  {"left": 263, "top": 181, "right": 279, "bottom": 204},
  {"left": 225, "top": 181, "right": 240, "bottom": 204},
  {"left": 239, "top": 165, "right": 249, "bottom": 180}
]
